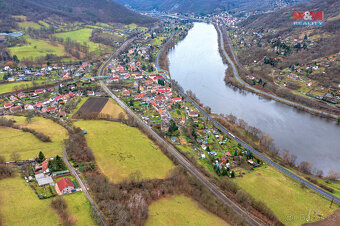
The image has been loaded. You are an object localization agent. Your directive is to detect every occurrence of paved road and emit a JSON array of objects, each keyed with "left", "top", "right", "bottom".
[
  {"left": 155, "top": 21, "right": 340, "bottom": 205},
  {"left": 156, "top": 23, "right": 175, "bottom": 71},
  {"left": 100, "top": 80, "right": 265, "bottom": 226},
  {"left": 217, "top": 24, "right": 338, "bottom": 119},
  {"left": 97, "top": 37, "right": 136, "bottom": 77},
  {"left": 63, "top": 150, "right": 107, "bottom": 226}
]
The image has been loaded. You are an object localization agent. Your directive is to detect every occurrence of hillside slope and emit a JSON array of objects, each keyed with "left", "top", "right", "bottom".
[
  {"left": 0, "top": 0, "right": 155, "bottom": 31},
  {"left": 239, "top": 0, "right": 340, "bottom": 31},
  {"left": 115, "top": 0, "right": 303, "bottom": 14}
]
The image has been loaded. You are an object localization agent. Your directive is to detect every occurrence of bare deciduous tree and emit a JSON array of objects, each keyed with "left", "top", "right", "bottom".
[
  {"left": 298, "top": 161, "right": 313, "bottom": 174},
  {"left": 327, "top": 169, "right": 340, "bottom": 181}
]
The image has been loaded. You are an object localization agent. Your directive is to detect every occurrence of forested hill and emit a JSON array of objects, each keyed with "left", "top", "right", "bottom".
[
  {"left": 115, "top": 0, "right": 303, "bottom": 14},
  {"left": 0, "top": 0, "right": 155, "bottom": 30}
]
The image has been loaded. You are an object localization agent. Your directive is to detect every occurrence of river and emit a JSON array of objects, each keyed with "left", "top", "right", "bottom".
[{"left": 168, "top": 22, "right": 340, "bottom": 172}]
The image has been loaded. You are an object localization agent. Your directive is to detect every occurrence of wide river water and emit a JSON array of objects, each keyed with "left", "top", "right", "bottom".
[{"left": 168, "top": 22, "right": 340, "bottom": 172}]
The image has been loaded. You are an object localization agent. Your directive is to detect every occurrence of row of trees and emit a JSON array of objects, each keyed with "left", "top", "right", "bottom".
[{"left": 219, "top": 113, "right": 340, "bottom": 182}]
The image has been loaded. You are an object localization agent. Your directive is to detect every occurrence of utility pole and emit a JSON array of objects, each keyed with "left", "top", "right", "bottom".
[{"left": 330, "top": 197, "right": 334, "bottom": 208}]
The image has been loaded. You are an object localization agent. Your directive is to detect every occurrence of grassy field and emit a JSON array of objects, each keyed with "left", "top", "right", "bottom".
[
  {"left": 0, "top": 116, "right": 68, "bottom": 161},
  {"left": 19, "top": 21, "right": 41, "bottom": 30},
  {"left": 63, "top": 192, "right": 97, "bottom": 226},
  {"left": 0, "top": 175, "right": 95, "bottom": 226},
  {"left": 100, "top": 99, "right": 126, "bottom": 119},
  {"left": 74, "top": 120, "right": 174, "bottom": 183},
  {"left": 235, "top": 166, "right": 339, "bottom": 225},
  {"left": 0, "top": 80, "right": 54, "bottom": 94},
  {"left": 146, "top": 195, "right": 228, "bottom": 226},
  {"left": 9, "top": 37, "right": 68, "bottom": 60},
  {"left": 54, "top": 28, "right": 100, "bottom": 52},
  {"left": 124, "top": 24, "right": 138, "bottom": 29},
  {"left": 0, "top": 175, "right": 60, "bottom": 225},
  {"left": 152, "top": 37, "right": 166, "bottom": 46}
]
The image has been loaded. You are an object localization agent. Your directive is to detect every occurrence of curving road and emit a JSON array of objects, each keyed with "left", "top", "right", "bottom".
[
  {"left": 156, "top": 21, "right": 340, "bottom": 205},
  {"left": 63, "top": 150, "right": 107, "bottom": 226},
  {"left": 217, "top": 24, "right": 338, "bottom": 119}
]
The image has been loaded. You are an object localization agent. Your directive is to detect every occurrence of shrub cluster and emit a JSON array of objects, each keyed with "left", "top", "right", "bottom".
[
  {"left": 65, "top": 127, "right": 94, "bottom": 162},
  {"left": 85, "top": 167, "right": 246, "bottom": 225},
  {"left": 51, "top": 197, "right": 74, "bottom": 225},
  {"left": 0, "top": 156, "right": 13, "bottom": 179},
  {"left": 306, "top": 177, "right": 334, "bottom": 193}
]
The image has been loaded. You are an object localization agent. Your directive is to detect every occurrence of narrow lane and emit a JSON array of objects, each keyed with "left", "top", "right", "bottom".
[{"left": 63, "top": 150, "right": 107, "bottom": 226}]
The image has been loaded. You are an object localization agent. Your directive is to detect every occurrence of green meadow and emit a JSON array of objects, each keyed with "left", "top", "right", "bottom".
[
  {"left": 146, "top": 195, "right": 228, "bottom": 226},
  {"left": 74, "top": 120, "right": 174, "bottom": 183},
  {"left": 9, "top": 37, "right": 68, "bottom": 60},
  {"left": 235, "top": 166, "right": 339, "bottom": 225}
]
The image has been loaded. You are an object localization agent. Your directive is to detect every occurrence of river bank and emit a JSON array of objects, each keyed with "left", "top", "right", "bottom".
[
  {"left": 216, "top": 23, "right": 340, "bottom": 120},
  {"left": 167, "top": 22, "right": 340, "bottom": 172}
]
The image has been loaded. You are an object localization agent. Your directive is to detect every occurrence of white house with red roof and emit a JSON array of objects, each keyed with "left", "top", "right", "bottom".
[{"left": 56, "top": 178, "right": 75, "bottom": 194}]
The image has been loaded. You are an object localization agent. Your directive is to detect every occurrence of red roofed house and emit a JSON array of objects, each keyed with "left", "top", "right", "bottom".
[
  {"left": 122, "top": 89, "right": 130, "bottom": 97},
  {"left": 42, "top": 159, "right": 50, "bottom": 172},
  {"left": 17, "top": 92, "right": 27, "bottom": 99},
  {"left": 4, "top": 103, "right": 13, "bottom": 109},
  {"left": 56, "top": 178, "right": 75, "bottom": 194},
  {"left": 189, "top": 111, "right": 199, "bottom": 117},
  {"left": 106, "top": 77, "right": 115, "bottom": 84},
  {"left": 10, "top": 105, "right": 22, "bottom": 113},
  {"left": 47, "top": 107, "right": 56, "bottom": 114},
  {"left": 34, "top": 89, "right": 45, "bottom": 95},
  {"left": 87, "top": 91, "right": 94, "bottom": 96},
  {"left": 172, "top": 97, "right": 182, "bottom": 103}
]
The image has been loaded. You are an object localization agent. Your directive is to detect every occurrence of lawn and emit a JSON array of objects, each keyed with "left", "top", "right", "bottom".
[
  {"left": 0, "top": 175, "right": 96, "bottom": 226},
  {"left": 152, "top": 37, "right": 166, "bottom": 46},
  {"left": 100, "top": 99, "right": 127, "bottom": 119},
  {"left": 0, "top": 80, "right": 55, "bottom": 94},
  {"left": 0, "top": 175, "right": 60, "bottom": 225},
  {"left": 63, "top": 192, "right": 97, "bottom": 226},
  {"left": 74, "top": 120, "right": 174, "bottom": 183},
  {"left": 0, "top": 81, "right": 32, "bottom": 94},
  {"left": 0, "top": 116, "right": 68, "bottom": 161},
  {"left": 9, "top": 37, "right": 68, "bottom": 60},
  {"left": 54, "top": 29, "right": 100, "bottom": 52},
  {"left": 146, "top": 195, "right": 228, "bottom": 226},
  {"left": 235, "top": 166, "right": 339, "bottom": 225}
]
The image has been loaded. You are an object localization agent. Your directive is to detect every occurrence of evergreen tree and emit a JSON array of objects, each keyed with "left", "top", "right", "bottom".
[
  {"left": 231, "top": 171, "right": 235, "bottom": 178},
  {"left": 55, "top": 155, "right": 66, "bottom": 170},
  {"left": 38, "top": 151, "right": 45, "bottom": 163},
  {"left": 13, "top": 55, "right": 19, "bottom": 63},
  {"left": 3, "top": 72, "right": 9, "bottom": 81}
]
